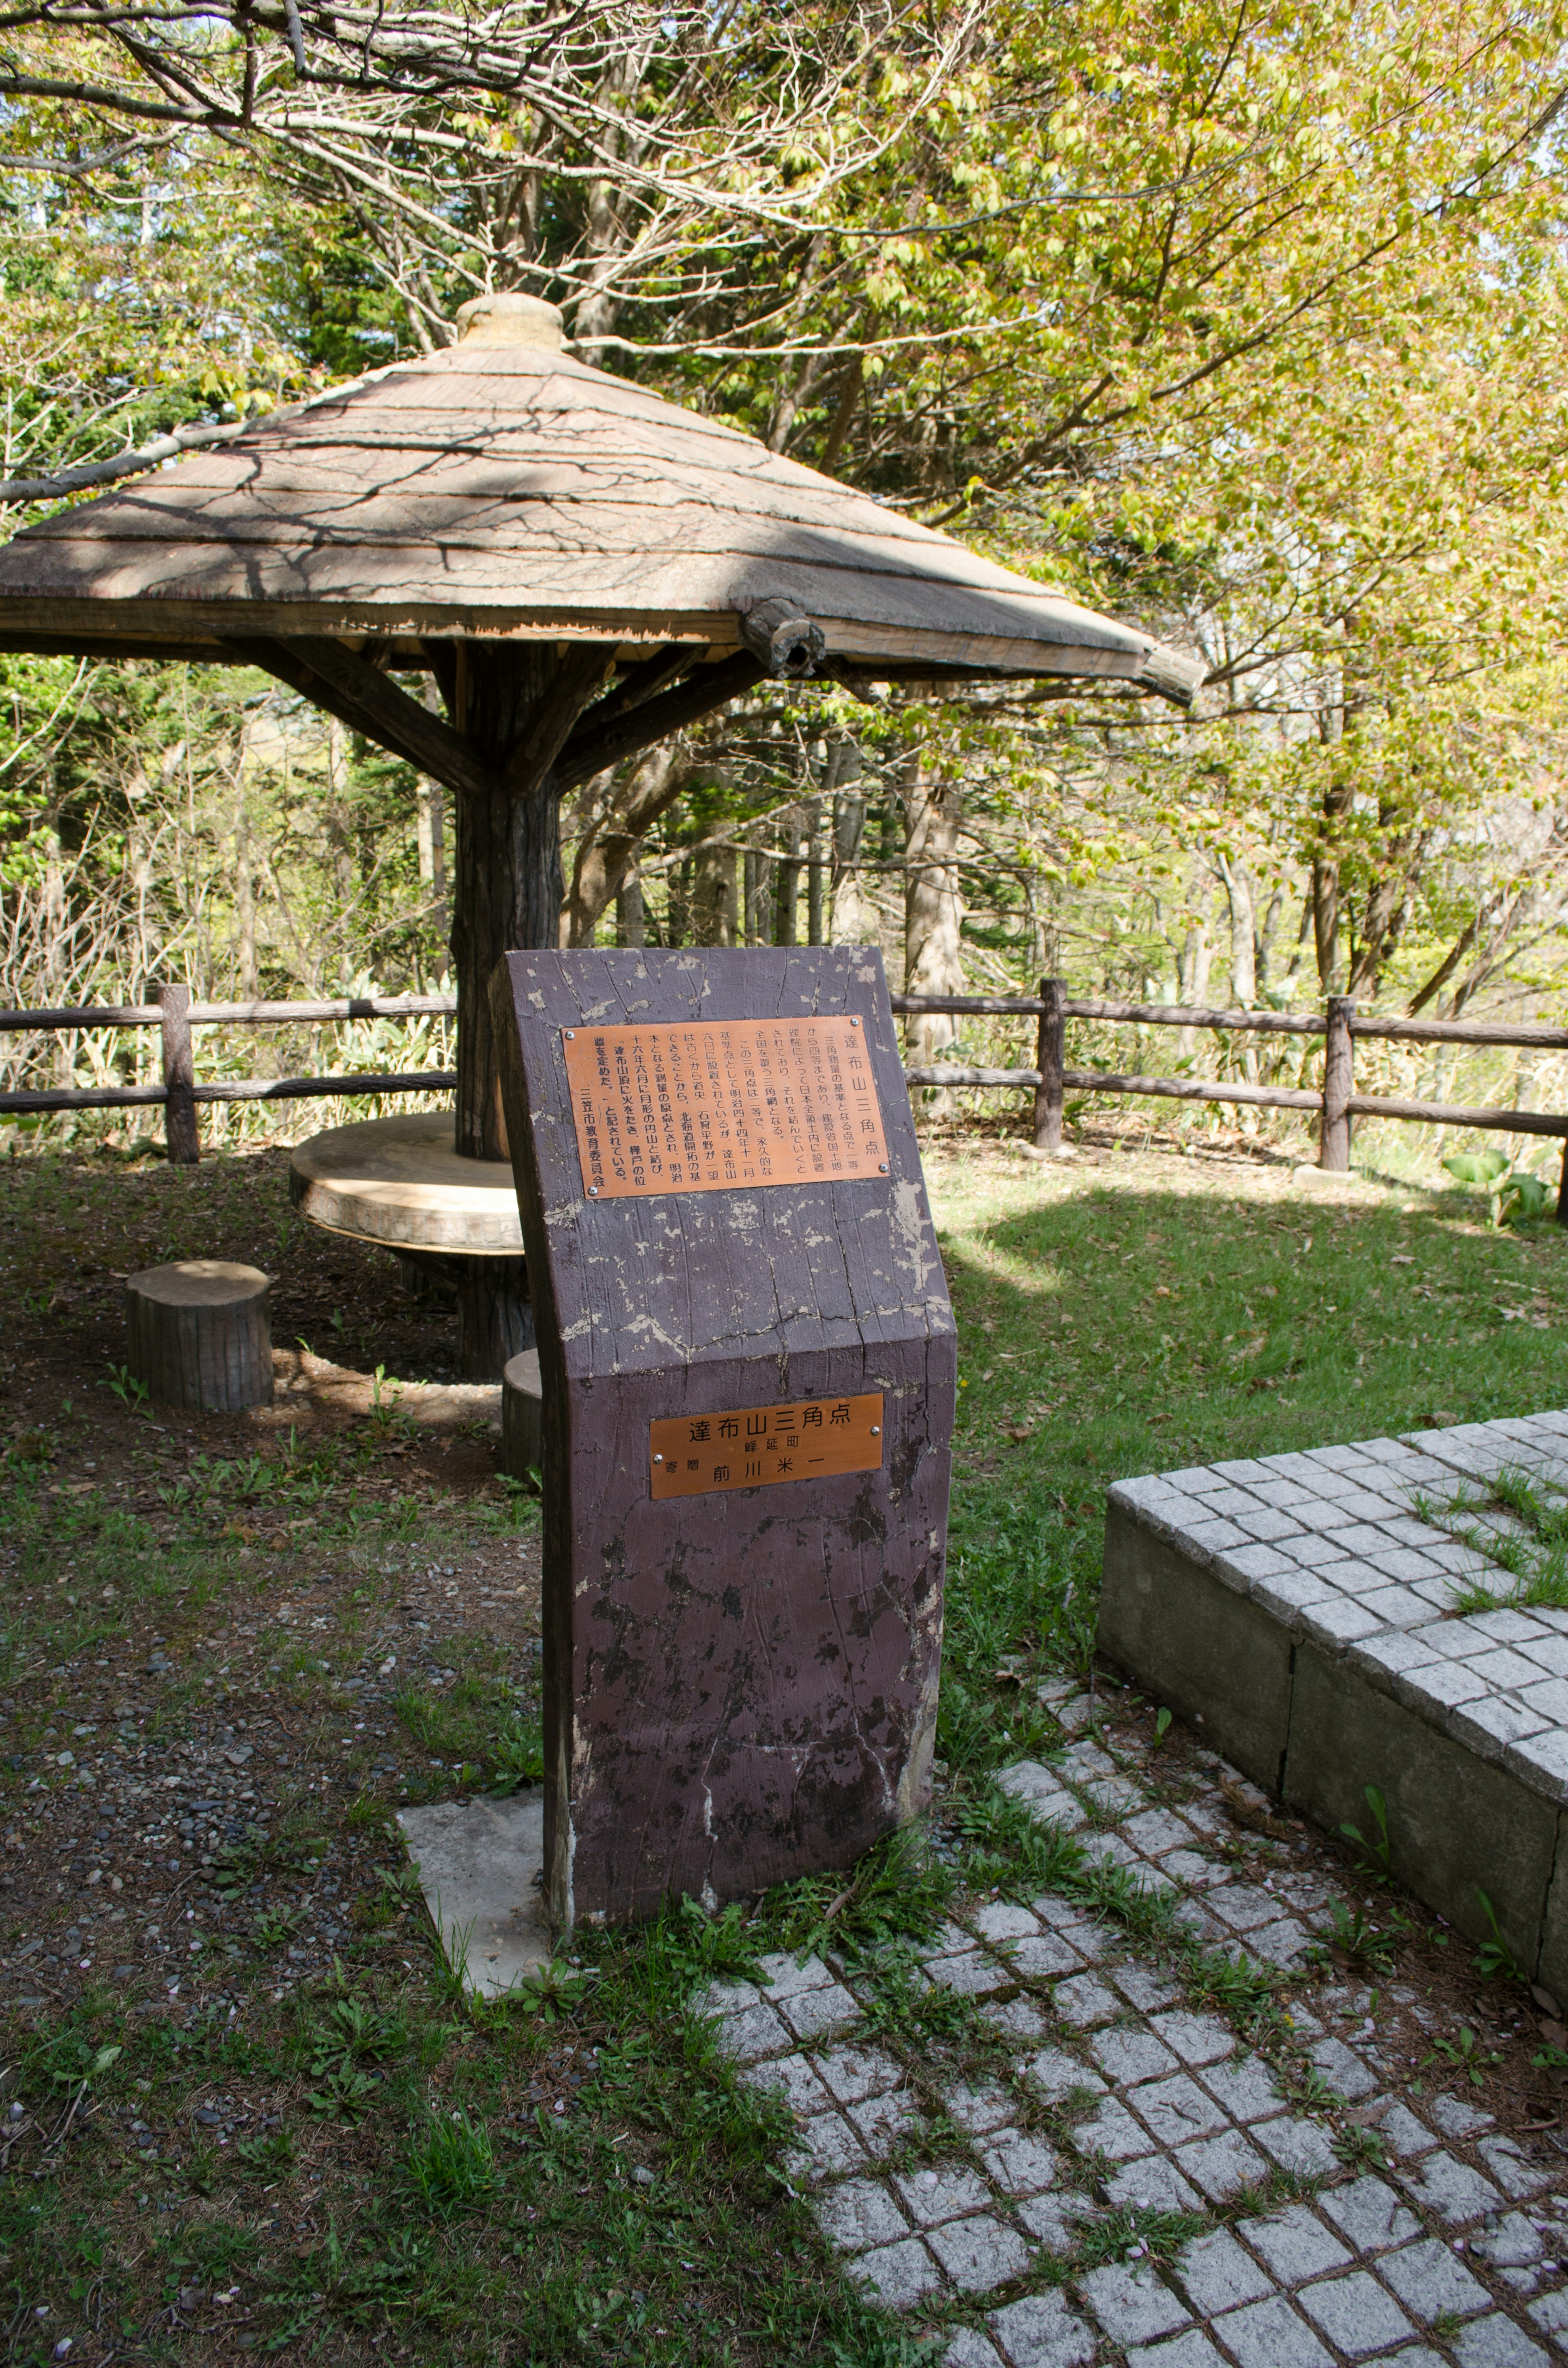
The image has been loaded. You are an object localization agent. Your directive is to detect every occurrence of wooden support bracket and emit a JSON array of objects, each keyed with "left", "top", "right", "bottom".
[{"left": 229, "top": 635, "right": 497, "bottom": 802}]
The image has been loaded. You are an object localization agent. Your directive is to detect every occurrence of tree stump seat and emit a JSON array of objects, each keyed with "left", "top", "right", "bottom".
[
  {"left": 501, "top": 1348, "right": 543, "bottom": 1483},
  {"left": 125, "top": 1261, "right": 273, "bottom": 1411}
]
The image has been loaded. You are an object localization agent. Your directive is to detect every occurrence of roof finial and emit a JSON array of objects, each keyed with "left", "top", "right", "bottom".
[{"left": 454, "top": 294, "right": 564, "bottom": 350}]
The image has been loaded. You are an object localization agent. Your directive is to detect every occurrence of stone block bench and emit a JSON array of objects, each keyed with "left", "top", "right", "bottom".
[{"left": 1099, "top": 1413, "right": 1568, "bottom": 1997}]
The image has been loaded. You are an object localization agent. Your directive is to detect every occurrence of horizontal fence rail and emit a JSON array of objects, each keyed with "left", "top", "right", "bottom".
[{"left": 1, "top": 979, "right": 1564, "bottom": 1216}]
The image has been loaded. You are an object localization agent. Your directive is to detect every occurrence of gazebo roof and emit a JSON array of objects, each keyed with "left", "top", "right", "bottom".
[{"left": 0, "top": 298, "right": 1199, "bottom": 701}]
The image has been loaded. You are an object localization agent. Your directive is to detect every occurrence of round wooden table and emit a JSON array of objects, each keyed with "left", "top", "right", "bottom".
[{"left": 289, "top": 1113, "right": 530, "bottom": 1376}]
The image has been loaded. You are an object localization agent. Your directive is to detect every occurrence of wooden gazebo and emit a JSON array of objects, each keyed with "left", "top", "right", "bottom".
[{"left": 0, "top": 292, "right": 1200, "bottom": 1365}]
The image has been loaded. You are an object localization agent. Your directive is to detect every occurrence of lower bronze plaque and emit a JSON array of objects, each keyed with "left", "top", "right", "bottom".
[
  {"left": 563, "top": 1017, "right": 887, "bottom": 1198},
  {"left": 650, "top": 1392, "right": 884, "bottom": 1498}
]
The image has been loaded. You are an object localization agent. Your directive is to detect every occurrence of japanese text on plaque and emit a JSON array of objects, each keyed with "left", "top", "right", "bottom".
[
  {"left": 650, "top": 1393, "right": 884, "bottom": 1499},
  {"left": 562, "top": 1017, "right": 887, "bottom": 1199}
]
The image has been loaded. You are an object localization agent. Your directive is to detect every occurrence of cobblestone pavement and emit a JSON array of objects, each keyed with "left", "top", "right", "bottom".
[{"left": 702, "top": 1683, "right": 1568, "bottom": 2367}]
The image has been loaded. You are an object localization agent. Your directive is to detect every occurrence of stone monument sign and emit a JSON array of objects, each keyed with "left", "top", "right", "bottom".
[{"left": 492, "top": 947, "right": 955, "bottom": 1929}]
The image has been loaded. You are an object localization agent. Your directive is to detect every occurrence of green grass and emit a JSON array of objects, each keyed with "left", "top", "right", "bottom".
[{"left": 4, "top": 1135, "right": 1568, "bottom": 2361}]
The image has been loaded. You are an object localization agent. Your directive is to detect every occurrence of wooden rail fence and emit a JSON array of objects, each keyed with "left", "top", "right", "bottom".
[{"left": 2, "top": 978, "right": 1565, "bottom": 1215}]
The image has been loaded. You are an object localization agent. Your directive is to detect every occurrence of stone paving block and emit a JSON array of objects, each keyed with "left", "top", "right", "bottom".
[
  {"left": 987, "top": 2290, "right": 1096, "bottom": 2368},
  {"left": 927, "top": 1950, "right": 1015, "bottom": 1999},
  {"left": 1161, "top": 1848, "right": 1226, "bottom": 1889},
  {"left": 944, "top": 2332, "right": 1008, "bottom": 2368},
  {"left": 847, "top": 2087, "right": 924, "bottom": 2155},
  {"left": 1054, "top": 1972, "right": 1121, "bottom": 2026},
  {"left": 814, "top": 2177, "right": 909, "bottom": 2252},
  {"left": 737, "top": 2051, "right": 829, "bottom": 2115},
  {"left": 1298, "top": 2269, "right": 1418, "bottom": 2357},
  {"left": 1124, "top": 1808, "right": 1201, "bottom": 1856},
  {"left": 1130, "top": 2071, "right": 1230, "bottom": 2146},
  {"left": 1473, "top": 2213, "right": 1546, "bottom": 2269},
  {"left": 941, "top": 2080, "right": 1020, "bottom": 2137},
  {"left": 927, "top": 2214, "right": 1030, "bottom": 2293},
  {"left": 1212, "top": 2292, "right": 1339, "bottom": 2368},
  {"left": 787, "top": 2109, "right": 867, "bottom": 2180},
  {"left": 1402, "top": 2149, "right": 1506, "bottom": 2226},
  {"left": 1250, "top": 2112, "right": 1340, "bottom": 2179},
  {"left": 1454, "top": 2316, "right": 1553, "bottom": 2368},
  {"left": 814, "top": 2042, "right": 904, "bottom": 2107},
  {"left": 1319, "top": 2172, "right": 1420, "bottom": 2252},
  {"left": 1106, "top": 2155, "right": 1204, "bottom": 2213},
  {"left": 1174, "top": 2125, "right": 1269, "bottom": 2202},
  {"left": 1379, "top": 2236, "right": 1494, "bottom": 2321},
  {"left": 1149, "top": 2009, "right": 1234, "bottom": 2066},
  {"left": 978, "top": 2127, "right": 1059, "bottom": 2198},
  {"left": 1175, "top": 2226, "right": 1278, "bottom": 2315},
  {"left": 714, "top": 2002, "right": 792, "bottom": 2063},
  {"left": 1198, "top": 2055, "right": 1285, "bottom": 2123},
  {"left": 1241, "top": 2203, "right": 1354, "bottom": 2285},
  {"left": 1431, "top": 2094, "right": 1495, "bottom": 2139},
  {"left": 1480, "top": 2136, "right": 1557, "bottom": 2199},
  {"left": 972, "top": 1901, "right": 1043, "bottom": 1943},
  {"left": 1114, "top": 1962, "right": 1187, "bottom": 2011},
  {"left": 1203, "top": 1883, "right": 1281, "bottom": 1935},
  {"left": 1073, "top": 2098, "right": 1160, "bottom": 2162},
  {"left": 1025, "top": 2045, "right": 1106, "bottom": 2103},
  {"left": 1245, "top": 1916, "right": 1314, "bottom": 1969},
  {"left": 1527, "top": 2290, "right": 1568, "bottom": 2341},
  {"left": 997, "top": 1762, "right": 1082, "bottom": 1824},
  {"left": 755, "top": 1951, "right": 833, "bottom": 2001},
  {"left": 693, "top": 1974, "right": 761, "bottom": 2018},
  {"left": 895, "top": 2163, "right": 996, "bottom": 2227},
  {"left": 848, "top": 2235, "right": 943, "bottom": 2310},
  {"left": 1126, "top": 2330, "right": 1228, "bottom": 2368},
  {"left": 1378, "top": 2102, "right": 1439, "bottom": 2157},
  {"left": 1030, "top": 1897, "right": 1114, "bottom": 1954},
  {"left": 1007, "top": 1931, "right": 1090, "bottom": 1980},
  {"left": 1016, "top": 2192, "right": 1093, "bottom": 2251},
  {"left": 1307, "top": 2033, "right": 1380, "bottom": 2100},
  {"left": 777, "top": 1979, "right": 860, "bottom": 2042},
  {"left": 984, "top": 1998, "right": 1054, "bottom": 2046},
  {"left": 1082, "top": 2262, "right": 1192, "bottom": 2346},
  {"left": 1092, "top": 2026, "right": 1182, "bottom": 2086}
]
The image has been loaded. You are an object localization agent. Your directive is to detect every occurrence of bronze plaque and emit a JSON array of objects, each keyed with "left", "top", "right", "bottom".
[
  {"left": 562, "top": 1017, "right": 887, "bottom": 1199},
  {"left": 650, "top": 1391, "right": 884, "bottom": 1499}
]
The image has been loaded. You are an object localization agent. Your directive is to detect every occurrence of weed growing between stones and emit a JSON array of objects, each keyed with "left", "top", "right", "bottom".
[{"left": 1422, "top": 1463, "right": 1568, "bottom": 1613}]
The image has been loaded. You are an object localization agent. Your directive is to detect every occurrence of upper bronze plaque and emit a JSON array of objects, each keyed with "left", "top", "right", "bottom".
[{"left": 562, "top": 1017, "right": 889, "bottom": 1199}]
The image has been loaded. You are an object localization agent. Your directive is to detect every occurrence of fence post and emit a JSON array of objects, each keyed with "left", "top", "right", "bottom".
[
  {"left": 1033, "top": 976, "right": 1067, "bottom": 1150},
  {"left": 1557, "top": 1138, "right": 1568, "bottom": 1227},
  {"left": 1320, "top": 994, "right": 1355, "bottom": 1171},
  {"left": 156, "top": 981, "right": 200, "bottom": 1166}
]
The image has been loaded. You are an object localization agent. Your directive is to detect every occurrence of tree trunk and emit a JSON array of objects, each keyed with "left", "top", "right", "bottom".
[
  {"left": 775, "top": 811, "right": 804, "bottom": 945},
  {"left": 1175, "top": 874, "right": 1212, "bottom": 1057},
  {"left": 903, "top": 754, "right": 964, "bottom": 1106},
  {"left": 561, "top": 744, "right": 691, "bottom": 947},
  {"left": 691, "top": 843, "right": 737, "bottom": 944},
  {"left": 234, "top": 809, "right": 258, "bottom": 998},
  {"left": 1216, "top": 852, "right": 1256, "bottom": 1005},
  {"left": 444, "top": 641, "right": 612, "bottom": 1377},
  {"left": 1312, "top": 776, "right": 1355, "bottom": 991},
  {"left": 616, "top": 873, "right": 645, "bottom": 945},
  {"left": 448, "top": 642, "right": 611, "bottom": 1160},
  {"left": 806, "top": 794, "right": 825, "bottom": 945}
]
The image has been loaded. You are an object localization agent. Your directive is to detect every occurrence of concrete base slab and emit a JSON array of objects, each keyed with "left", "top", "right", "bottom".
[{"left": 397, "top": 1791, "right": 551, "bottom": 1998}]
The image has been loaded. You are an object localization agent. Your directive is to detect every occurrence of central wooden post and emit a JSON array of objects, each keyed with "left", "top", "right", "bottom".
[{"left": 443, "top": 640, "right": 613, "bottom": 1374}]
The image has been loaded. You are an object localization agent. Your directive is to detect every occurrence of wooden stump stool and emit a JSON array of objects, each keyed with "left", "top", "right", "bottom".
[
  {"left": 500, "top": 1348, "right": 542, "bottom": 1483},
  {"left": 125, "top": 1262, "right": 273, "bottom": 1411}
]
